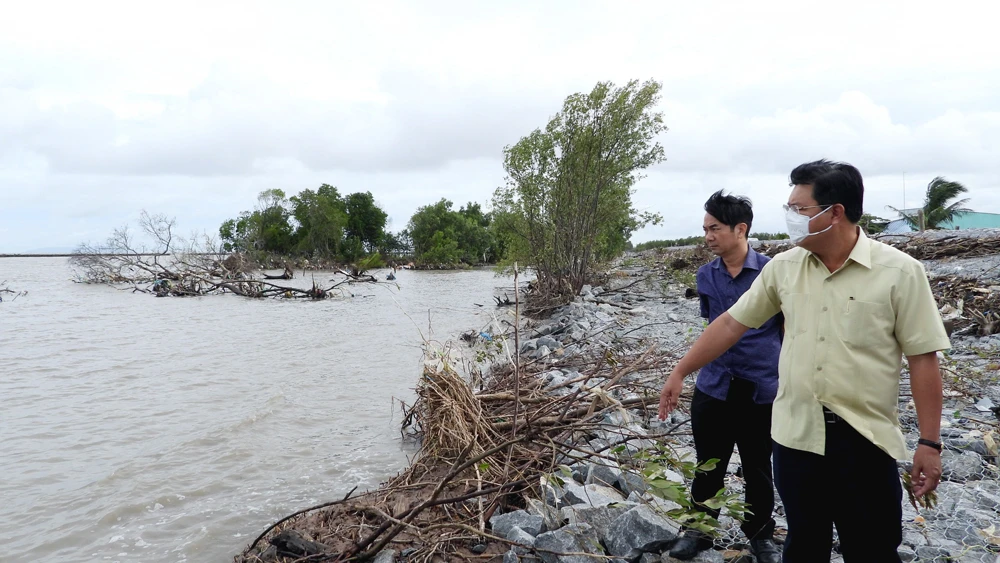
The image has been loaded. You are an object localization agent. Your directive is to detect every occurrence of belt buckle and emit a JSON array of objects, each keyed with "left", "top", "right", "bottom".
[{"left": 823, "top": 408, "right": 840, "bottom": 424}]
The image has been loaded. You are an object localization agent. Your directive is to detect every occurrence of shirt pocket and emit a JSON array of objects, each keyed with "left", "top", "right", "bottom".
[{"left": 841, "top": 299, "right": 893, "bottom": 349}]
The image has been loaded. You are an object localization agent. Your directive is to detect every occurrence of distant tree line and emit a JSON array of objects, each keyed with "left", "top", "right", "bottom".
[
  {"left": 217, "top": 187, "right": 501, "bottom": 267},
  {"left": 633, "top": 232, "right": 790, "bottom": 251},
  {"left": 218, "top": 185, "right": 406, "bottom": 264}
]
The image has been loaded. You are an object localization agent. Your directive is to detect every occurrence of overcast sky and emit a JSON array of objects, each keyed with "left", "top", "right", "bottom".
[{"left": 2, "top": 0, "right": 998, "bottom": 252}]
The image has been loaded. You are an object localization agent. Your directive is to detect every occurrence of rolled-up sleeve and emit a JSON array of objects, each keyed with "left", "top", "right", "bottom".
[
  {"left": 894, "top": 262, "right": 951, "bottom": 356},
  {"left": 728, "top": 261, "right": 781, "bottom": 329}
]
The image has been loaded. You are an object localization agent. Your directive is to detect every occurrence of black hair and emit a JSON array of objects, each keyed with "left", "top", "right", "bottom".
[
  {"left": 788, "top": 159, "right": 864, "bottom": 223},
  {"left": 704, "top": 189, "right": 753, "bottom": 234}
]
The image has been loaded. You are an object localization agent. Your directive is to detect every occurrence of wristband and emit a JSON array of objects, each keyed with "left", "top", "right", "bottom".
[{"left": 917, "top": 438, "right": 942, "bottom": 452}]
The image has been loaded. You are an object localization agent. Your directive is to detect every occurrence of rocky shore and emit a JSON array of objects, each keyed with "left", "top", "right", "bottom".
[{"left": 236, "top": 230, "right": 1000, "bottom": 563}]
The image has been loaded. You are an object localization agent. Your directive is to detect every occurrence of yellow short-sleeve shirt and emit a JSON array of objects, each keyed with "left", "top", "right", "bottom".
[{"left": 728, "top": 229, "right": 951, "bottom": 460}]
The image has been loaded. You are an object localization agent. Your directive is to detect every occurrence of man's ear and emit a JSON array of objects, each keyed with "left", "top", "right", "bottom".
[
  {"left": 738, "top": 223, "right": 748, "bottom": 239},
  {"left": 831, "top": 204, "right": 848, "bottom": 224}
]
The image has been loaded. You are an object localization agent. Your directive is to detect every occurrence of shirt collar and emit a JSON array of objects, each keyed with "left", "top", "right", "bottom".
[
  {"left": 847, "top": 228, "right": 873, "bottom": 269},
  {"left": 805, "top": 226, "right": 873, "bottom": 270}
]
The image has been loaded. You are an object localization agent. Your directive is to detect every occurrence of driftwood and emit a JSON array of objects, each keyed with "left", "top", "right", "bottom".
[
  {"left": 236, "top": 339, "right": 688, "bottom": 563},
  {"left": 263, "top": 266, "right": 295, "bottom": 280}
]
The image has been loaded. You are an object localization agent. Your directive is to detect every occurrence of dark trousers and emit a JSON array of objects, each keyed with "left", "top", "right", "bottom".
[
  {"left": 690, "top": 378, "right": 775, "bottom": 540},
  {"left": 773, "top": 410, "right": 903, "bottom": 562}
]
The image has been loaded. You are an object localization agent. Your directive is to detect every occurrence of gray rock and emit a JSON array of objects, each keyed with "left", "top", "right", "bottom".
[
  {"left": 526, "top": 497, "right": 565, "bottom": 532},
  {"left": 915, "top": 546, "right": 953, "bottom": 561},
  {"left": 667, "top": 313, "right": 680, "bottom": 322},
  {"left": 902, "top": 529, "right": 928, "bottom": 547},
  {"left": 507, "top": 526, "right": 537, "bottom": 555},
  {"left": 942, "top": 450, "right": 985, "bottom": 482},
  {"left": 533, "top": 523, "right": 606, "bottom": 563},
  {"left": 945, "top": 437, "right": 993, "bottom": 458},
  {"left": 545, "top": 373, "right": 569, "bottom": 389},
  {"left": 897, "top": 547, "right": 916, "bottom": 562},
  {"left": 492, "top": 510, "right": 545, "bottom": 537},
  {"left": 563, "top": 483, "right": 625, "bottom": 507},
  {"left": 562, "top": 502, "right": 636, "bottom": 543},
  {"left": 538, "top": 336, "right": 560, "bottom": 350},
  {"left": 533, "top": 324, "right": 556, "bottom": 337},
  {"left": 616, "top": 470, "right": 649, "bottom": 496},
  {"left": 534, "top": 346, "right": 552, "bottom": 359},
  {"left": 943, "top": 521, "right": 988, "bottom": 548},
  {"left": 504, "top": 548, "right": 520, "bottom": 563},
  {"left": 639, "top": 554, "right": 659, "bottom": 563},
  {"left": 604, "top": 504, "right": 680, "bottom": 560},
  {"left": 585, "top": 463, "right": 624, "bottom": 488},
  {"left": 521, "top": 339, "right": 539, "bottom": 353},
  {"left": 372, "top": 549, "right": 397, "bottom": 563},
  {"left": 661, "top": 549, "right": 724, "bottom": 562},
  {"left": 972, "top": 484, "right": 1000, "bottom": 512}
]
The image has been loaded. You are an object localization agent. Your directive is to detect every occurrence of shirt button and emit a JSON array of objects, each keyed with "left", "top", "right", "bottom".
[
  {"left": 822, "top": 306, "right": 828, "bottom": 312},
  {"left": 819, "top": 336, "right": 826, "bottom": 342},
  {"left": 817, "top": 366, "right": 823, "bottom": 371}
]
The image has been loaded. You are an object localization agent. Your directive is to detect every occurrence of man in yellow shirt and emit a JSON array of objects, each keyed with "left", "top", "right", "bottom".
[{"left": 659, "top": 160, "right": 948, "bottom": 562}]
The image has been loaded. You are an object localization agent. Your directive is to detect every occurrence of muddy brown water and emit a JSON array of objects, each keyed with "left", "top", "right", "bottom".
[{"left": 1, "top": 257, "right": 509, "bottom": 562}]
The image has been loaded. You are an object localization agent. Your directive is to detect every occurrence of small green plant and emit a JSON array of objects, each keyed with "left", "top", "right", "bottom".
[{"left": 633, "top": 444, "right": 750, "bottom": 535}]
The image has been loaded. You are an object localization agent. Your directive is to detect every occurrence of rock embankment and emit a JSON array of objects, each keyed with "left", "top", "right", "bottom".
[{"left": 487, "top": 234, "right": 1000, "bottom": 563}]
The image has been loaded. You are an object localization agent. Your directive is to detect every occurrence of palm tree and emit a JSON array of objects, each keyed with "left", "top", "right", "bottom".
[{"left": 888, "top": 176, "right": 972, "bottom": 230}]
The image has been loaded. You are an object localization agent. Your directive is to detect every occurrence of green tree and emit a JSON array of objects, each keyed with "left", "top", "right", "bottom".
[
  {"left": 290, "top": 184, "right": 348, "bottom": 257},
  {"left": 406, "top": 199, "right": 496, "bottom": 265},
  {"left": 344, "top": 191, "right": 389, "bottom": 253},
  {"left": 253, "top": 189, "right": 294, "bottom": 253},
  {"left": 889, "top": 177, "right": 971, "bottom": 230},
  {"left": 219, "top": 211, "right": 255, "bottom": 253},
  {"left": 492, "top": 79, "right": 665, "bottom": 294}
]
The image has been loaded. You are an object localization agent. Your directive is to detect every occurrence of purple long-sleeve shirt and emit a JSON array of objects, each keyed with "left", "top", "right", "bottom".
[{"left": 695, "top": 247, "right": 781, "bottom": 404}]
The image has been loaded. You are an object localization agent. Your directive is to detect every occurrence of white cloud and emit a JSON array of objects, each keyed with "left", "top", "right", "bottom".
[{"left": 2, "top": 0, "right": 999, "bottom": 252}]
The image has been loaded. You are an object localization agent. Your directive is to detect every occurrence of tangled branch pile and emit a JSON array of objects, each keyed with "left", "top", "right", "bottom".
[
  {"left": 70, "top": 211, "right": 383, "bottom": 299},
  {"left": 875, "top": 232, "right": 1000, "bottom": 261},
  {"left": 236, "top": 343, "right": 686, "bottom": 563},
  {"left": 933, "top": 278, "right": 1000, "bottom": 336}
]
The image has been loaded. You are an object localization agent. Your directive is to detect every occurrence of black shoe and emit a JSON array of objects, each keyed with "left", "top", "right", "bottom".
[
  {"left": 749, "top": 538, "right": 781, "bottom": 563},
  {"left": 668, "top": 531, "right": 713, "bottom": 560}
]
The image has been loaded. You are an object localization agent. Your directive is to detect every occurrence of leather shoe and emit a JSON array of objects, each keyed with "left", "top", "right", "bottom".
[
  {"left": 749, "top": 538, "right": 781, "bottom": 563},
  {"left": 668, "top": 530, "right": 713, "bottom": 560}
]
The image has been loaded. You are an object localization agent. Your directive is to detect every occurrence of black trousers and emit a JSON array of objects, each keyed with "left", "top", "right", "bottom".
[
  {"left": 689, "top": 377, "right": 775, "bottom": 540},
  {"left": 773, "top": 410, "right": 903, "bottom": 562}
]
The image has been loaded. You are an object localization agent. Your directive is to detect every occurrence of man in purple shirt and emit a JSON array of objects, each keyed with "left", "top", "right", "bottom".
[{"left": 668, "top": 191, "right": 782, "bottom": 562}]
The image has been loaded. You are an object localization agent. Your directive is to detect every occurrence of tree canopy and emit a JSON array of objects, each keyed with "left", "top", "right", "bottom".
[
  {"left": 219, "top": 186, "right": 391, "bottom": 263},
  {"left": 405, "top": 199, "right": 496, "bottom": 265},
  {"left": 492, "top": 79, "right": 665, "bottom": 296}
]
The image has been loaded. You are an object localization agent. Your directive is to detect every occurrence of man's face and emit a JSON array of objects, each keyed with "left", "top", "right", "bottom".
[
  {"left": 703, "top": 213, "right": 744, "bottom": 256},
  {"left": 787, "top": 184, "right": 835, "bottom": 250}
]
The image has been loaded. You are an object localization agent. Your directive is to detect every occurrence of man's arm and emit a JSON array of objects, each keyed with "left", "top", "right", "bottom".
[
  {"left": 908, "top": 351, "right": 943, "bottom": 498},
  {"left": 658, "top": 311, "right": 749, "bottom": 419}
]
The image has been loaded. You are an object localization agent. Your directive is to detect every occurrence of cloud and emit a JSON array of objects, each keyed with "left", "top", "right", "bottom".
[{"left": 2, "top": 0, "right": 1000, "bottom": 252}]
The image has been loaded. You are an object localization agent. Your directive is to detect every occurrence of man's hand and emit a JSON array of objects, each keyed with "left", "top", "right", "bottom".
[
  {"left": 658, "top": 373, "right": 683, "bottom": 420},
  {"left": 910, "top": 445, "right": 942, "bottom": 498}
]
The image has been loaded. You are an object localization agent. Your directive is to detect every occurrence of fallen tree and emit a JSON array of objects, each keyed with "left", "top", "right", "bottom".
[{"left": 70, "top": 211, "right": 385, "bottom": 300}]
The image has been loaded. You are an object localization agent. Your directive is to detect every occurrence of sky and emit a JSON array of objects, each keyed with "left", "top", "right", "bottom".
[{"left": 2, "top": 0, "right": 999, "bottom": 253}]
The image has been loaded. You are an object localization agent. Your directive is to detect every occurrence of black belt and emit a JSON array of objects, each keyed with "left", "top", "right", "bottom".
[{"left": 823, "top": 407, "right": 844, "bottom": 424}]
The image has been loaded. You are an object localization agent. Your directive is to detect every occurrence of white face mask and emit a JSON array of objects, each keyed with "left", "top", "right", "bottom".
[{"left": 785, "top": 206, "right": 833, "bottom": 244}]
